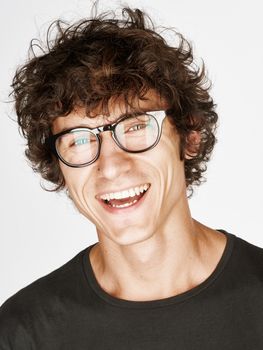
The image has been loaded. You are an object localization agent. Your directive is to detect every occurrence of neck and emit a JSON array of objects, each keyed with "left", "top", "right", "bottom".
[{"left": 90, "top": 202, "right": 227, "bottom": 301}]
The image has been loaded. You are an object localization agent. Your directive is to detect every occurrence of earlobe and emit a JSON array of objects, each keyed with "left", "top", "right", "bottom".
[{"left": 184, "top": 131, "right": 201, "bottom": 160}]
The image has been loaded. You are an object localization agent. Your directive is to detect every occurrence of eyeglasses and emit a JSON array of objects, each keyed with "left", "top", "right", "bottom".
[{"left": 46, "top": 110, "right": 167, "bottom": 168}]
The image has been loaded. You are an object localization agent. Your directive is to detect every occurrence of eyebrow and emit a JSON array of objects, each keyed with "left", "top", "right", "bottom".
[{"left": 57, "top": 110, "right": 152, "bottom": 133}]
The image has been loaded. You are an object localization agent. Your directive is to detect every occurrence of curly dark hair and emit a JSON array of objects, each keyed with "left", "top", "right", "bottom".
[{"left": 11, "top": 7, "right": 218, "bottom": 198}]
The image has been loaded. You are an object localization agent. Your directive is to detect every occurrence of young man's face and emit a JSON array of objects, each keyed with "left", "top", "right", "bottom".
[{"left": 52, "top": 90, "right": 188, "bottom": 246}]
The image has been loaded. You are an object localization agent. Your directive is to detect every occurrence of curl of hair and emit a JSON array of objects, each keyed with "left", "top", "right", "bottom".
[{"left": 11, "top": 7, "right": 218, "bottom": 198}]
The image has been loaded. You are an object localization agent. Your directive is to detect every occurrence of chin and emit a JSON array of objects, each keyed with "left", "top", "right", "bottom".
[{"left": 101, "top": 226, "right": 154, "bottom": 247}]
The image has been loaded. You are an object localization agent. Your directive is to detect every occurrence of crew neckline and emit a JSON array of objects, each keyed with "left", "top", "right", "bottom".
[{"left": 82, "top": 229, "right": 235, "bottom": 309}]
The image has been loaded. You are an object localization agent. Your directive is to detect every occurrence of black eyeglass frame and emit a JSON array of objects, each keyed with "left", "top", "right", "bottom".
[{"left": 46, "top": 110, "right": 168, "bottom": 168}]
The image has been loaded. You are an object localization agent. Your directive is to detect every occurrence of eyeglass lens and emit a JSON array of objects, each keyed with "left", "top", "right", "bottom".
[{"left": 55, "top": 113, "right": 159, "bottom": 166}]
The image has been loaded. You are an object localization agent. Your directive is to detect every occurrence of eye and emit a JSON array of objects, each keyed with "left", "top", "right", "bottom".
[
  {"left": 71, "top": 138, "right": 89, "bottom": 147},
  {"left": 76, "top": 138, "right": 88, "bottom": 145},
  {"left": 122, "top": 114, "right": 151, "bottom": 133},
  {"left": 127, "top": 123, "right": 147, "bottom": 132}
]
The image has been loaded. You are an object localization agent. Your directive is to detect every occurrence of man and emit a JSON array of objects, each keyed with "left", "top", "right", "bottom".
[{"left": 0, "top": 7, "right": 262, "bottom": 350}]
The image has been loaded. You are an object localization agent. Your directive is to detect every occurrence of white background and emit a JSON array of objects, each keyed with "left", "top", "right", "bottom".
[{"left": 0, "top": 0, "right": 262, "bottom": 305}]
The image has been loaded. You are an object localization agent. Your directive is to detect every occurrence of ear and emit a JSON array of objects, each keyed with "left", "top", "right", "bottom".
[{"left": 184, "top": 131, "right": 201, "bottom": 160}]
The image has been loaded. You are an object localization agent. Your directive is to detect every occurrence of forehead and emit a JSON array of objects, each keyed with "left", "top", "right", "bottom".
[{"left": 52, "top": 89, "right": 168, "bottom": 134}]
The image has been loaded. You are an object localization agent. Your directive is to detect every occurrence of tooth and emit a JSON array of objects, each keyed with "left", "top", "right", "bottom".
[
  {"left": 114, "top": 192, "right": 121, "bottom": 199},
  {"left": 135, "top": 187, "right": 140, "bottom": 195},
  {"left": 112, "top": 198, "right": 138, "bottom": 208},
  {"left": 129, "top": 189, "right": 136, "bottom": 197},
  {"left": 122, "top": 190, "right": 130, "bottom": 198},
  {"left": 100, "top": 184, "right": 150, "bottom": 202}
]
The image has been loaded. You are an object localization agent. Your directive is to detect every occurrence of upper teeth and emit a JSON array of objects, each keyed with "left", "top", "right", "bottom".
[{"left": 100, "top": 183, "right": 150, "bottom": 201}]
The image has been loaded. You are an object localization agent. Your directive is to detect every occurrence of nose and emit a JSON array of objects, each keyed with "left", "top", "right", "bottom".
[{"left": 96, "top": 131, "right": 132, "bottom": 180}]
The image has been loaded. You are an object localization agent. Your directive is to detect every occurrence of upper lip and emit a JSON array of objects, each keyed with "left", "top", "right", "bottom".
[{"left": 95, "top": 183, "right": 151, "bottom": 199}]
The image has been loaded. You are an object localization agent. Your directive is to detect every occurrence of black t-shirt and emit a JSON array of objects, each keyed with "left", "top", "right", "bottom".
[{"left": 0, "top": 229, "right": 263, "bottom": 349}]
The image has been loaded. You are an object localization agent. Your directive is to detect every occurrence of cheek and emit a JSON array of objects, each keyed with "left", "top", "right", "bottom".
[
  {"left": 59, "top": 163, "right": 75, "bottom": 187},
  {"left": 158, "top": 136, "right": 186, "bottom": 191},
  {"left": 59, "top": 162, "right": 92, "bottom": 190},
  {"left": 157, "top": 132, "right": 181, "bottom": 166}
]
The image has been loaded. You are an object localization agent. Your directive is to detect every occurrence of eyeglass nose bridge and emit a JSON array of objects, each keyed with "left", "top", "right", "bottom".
[
  {"left": 94, "top": 122, "right": 124, "bottom": 154},
  {"left": 95, "top": 120, "right": 118, "bottom": 134}
]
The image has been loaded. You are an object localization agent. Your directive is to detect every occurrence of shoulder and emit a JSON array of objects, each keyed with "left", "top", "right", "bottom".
[
  {"left": 0, "top": 247, "right": 88, "bottom": 312},
  {"left": 229, "top": 232, "right": 263, "bottom": 286},
  {"left": 0, "top": 246, "right": 89, "bottom": 342},
  {"left": 233, "top": 233, "right": 263, "bottom": 266}
]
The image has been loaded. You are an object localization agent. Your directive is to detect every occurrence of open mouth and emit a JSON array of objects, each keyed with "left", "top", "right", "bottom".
[
  {"left": 104, "top": 188, "right": 148, "bottom": 208},
  {"left": 98, "top": 184, "right": 151, "bottom": 211}
]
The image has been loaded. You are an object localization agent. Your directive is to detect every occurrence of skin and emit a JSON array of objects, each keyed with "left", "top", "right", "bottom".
[{"left": 52, "top": 89, "right": 227, "bottom": 301}]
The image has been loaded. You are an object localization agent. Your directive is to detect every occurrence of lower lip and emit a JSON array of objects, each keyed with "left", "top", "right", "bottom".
[{"left": 98, "top": 186, "right": 150, "bottom": 214}]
